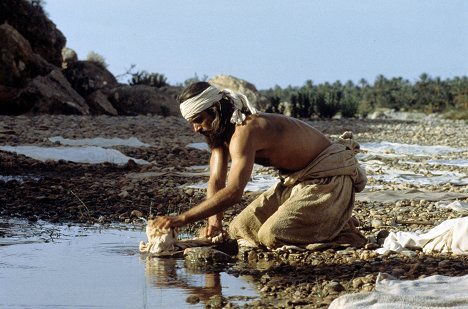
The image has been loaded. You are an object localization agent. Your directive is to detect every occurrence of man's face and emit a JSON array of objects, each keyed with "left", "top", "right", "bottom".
[{"left": 189, "top": 111, "right": 214, "bottom": 136}]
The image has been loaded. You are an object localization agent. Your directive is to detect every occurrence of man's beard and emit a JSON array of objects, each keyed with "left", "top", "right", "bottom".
[{"left": 203, "top": 122, "right": 235, "bottom": 149}]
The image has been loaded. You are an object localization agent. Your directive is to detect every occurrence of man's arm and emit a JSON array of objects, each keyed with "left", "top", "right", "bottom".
[
  {"left": 180, "top": 128, "right": 257, "bottom": 223},
  {"left": 154, "top": 129, "right": 257, "bottom": 229},
  {"left": 205, "top": 147, "right": 229, "bottom": 233}
]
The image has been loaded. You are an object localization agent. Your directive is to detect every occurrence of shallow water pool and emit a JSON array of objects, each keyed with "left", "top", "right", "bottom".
[{"left": 0, "top": 219, "right": 258, "bottom": 308}]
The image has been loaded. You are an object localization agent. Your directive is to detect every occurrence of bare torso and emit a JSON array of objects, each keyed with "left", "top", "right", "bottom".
[
  {"left": 232, "top": 113, "right": 331, "bottom": 172},
  {"left": 153, "top": 112, "right": 333, "bottom": 229}
]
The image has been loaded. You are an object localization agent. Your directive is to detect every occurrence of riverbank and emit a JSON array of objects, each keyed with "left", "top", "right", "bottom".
[{"left": 1, "top": 114, "right": 467, "bottom": 308}]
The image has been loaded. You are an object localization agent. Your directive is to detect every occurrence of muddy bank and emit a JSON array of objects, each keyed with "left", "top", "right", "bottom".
[{"left": 1, "top": 115, "right": 467, "bottom": 308}]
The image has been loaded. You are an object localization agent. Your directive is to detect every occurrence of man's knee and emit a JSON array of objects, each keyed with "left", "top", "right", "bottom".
[
  {"left": 228, "top": 216, "right": 241, "bottom": 239},
  {"left": 228, "top": 212, "right": 251, "bottom": 238},
  {"left": 257, "top": 223, "right": 282, "bottom": 249}
]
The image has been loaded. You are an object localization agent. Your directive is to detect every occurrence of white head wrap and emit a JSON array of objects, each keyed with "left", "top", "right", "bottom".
[{"left": 180, "top": 85, "right": 259, "bottom": 125}]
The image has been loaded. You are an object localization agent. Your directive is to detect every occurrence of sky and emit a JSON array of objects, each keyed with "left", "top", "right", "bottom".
[{"left": 45, "top": 0, "right": 467, "bottom": 90}]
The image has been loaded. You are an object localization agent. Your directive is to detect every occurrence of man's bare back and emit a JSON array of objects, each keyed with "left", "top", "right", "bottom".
[{"left": 232, "top": 113, "right": 331, "bottom": 172}]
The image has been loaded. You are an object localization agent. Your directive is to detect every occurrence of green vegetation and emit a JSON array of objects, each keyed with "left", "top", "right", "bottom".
[
  {"left": 260, "top": 74, "right": 468, "bottom": 119},
  {"left": 129, "top": 71, "right": 168, "bottom": 88}
]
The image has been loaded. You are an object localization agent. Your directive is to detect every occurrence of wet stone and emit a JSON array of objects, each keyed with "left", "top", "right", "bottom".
[
  {"left": 186, "top": 295, "right": 200, "bottom": 304},
  {"left": 183, "top": 247, "right": 234, "bottom": 265}
]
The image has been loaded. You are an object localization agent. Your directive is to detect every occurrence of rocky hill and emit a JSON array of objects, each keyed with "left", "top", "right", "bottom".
[
  {"left": 0, "top": 0, "right": 179, "bottom": 116},
  {"left": 0, "top": 0, "right": 266, "bottom": 117}
]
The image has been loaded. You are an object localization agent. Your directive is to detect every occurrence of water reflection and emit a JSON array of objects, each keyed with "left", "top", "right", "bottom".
[
  {"left": 0, "top": 219, "right": 259, "bottom": 308},
  {"left": 144, "top": 257, "right": 224, "bottom": 304}
]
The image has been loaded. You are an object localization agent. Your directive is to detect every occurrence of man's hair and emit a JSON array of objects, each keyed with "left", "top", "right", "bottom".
[
  {"left": 178, "top": 82, "right": 235, "bottom": 148},
  {"left": 177, "top": 81, "right": 211, "bottom": 104}
]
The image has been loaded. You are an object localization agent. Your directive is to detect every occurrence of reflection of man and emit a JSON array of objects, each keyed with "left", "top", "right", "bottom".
[
  {"left": 144, "top": 257, "right": 221, "bottom": 304},
  {"left": 154, "top": 82, "right": 367, "bottom": 249}
]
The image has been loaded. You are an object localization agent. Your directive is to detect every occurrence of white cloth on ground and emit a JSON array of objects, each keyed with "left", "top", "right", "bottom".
[
  {"left": 329, "top": 273, "right": 468, "bottom": 309},
  {"left": 376, "top": 217, "right": 468, "bottom": 255}
]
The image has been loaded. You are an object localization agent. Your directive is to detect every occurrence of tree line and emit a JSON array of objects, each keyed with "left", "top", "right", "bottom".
[{"left": 260, "top": 74, "right": 467, "bottom": 119}]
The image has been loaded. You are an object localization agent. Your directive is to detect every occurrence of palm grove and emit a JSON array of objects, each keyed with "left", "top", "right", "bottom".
[
  {"left": 129, "top": 71, "right": 467, "bottom": 120},
  {"left": 260, "top": 74, "right": 467, "bottom": 119}
]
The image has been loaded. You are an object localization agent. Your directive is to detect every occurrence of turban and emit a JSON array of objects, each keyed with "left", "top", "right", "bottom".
[{"left": 179, "top": 85, "right": 259, "bottom": 125}]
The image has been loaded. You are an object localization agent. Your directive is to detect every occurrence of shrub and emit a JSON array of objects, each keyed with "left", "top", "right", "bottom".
[
  {"left": 86, "top": 51, "right": 108, "bottom": 68},
  {"left": 129, "top": 71, "right": 168, "bottom": 88}
]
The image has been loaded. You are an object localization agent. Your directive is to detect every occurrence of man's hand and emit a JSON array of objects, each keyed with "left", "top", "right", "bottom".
[
  {"left": 198, "top": 224, "right": 225, "bottom": 239},
  {"left": 152, "top": 215, "right": 186, "bottom": 229}
]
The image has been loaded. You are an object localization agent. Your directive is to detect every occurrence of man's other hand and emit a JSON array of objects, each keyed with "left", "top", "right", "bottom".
[
  {"left": 198, "top": 224, "right": 225, "bottom": 239},
  {"left": 153, "top": 215, "right": 186, "bottom": 229}
]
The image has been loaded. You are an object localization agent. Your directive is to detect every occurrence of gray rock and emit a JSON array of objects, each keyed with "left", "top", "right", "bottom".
[
  {"left": 109, "top": 85, "right": 181, "bottom": 116},
  {"left": 184, "top": 247, "right": 233, "bottom": 265},
  {"left": 209, "top": 74, "right": 269, "bottom": 110},
  {"left": 0, "top": 23, "right": 54, "bottom": 88},
  {"left": 63, "top": 60, "right": 118, "bottom": 97},
  {"left": 13, "top": 69, "right": 89, "bottom": 115},
  {"left": 0, "top": 0, "right": 66, "bottom": 66}
]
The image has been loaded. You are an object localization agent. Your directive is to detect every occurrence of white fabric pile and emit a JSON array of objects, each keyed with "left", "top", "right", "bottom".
[
  {"left": 329, "top": 273, "right": 468, "bottom": 308},
  {"left": 376, "top": 217, "right": 468, "bottom": 255}
]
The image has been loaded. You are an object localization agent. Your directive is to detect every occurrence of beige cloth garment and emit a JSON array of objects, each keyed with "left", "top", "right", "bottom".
[{"left": 229, "top": 133, "right": 367, "bottom": 249}]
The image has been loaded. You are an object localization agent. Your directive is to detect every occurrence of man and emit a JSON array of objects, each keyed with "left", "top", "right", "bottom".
[{"left": 153, "top": 81, "right": 367, "bottom": 249}]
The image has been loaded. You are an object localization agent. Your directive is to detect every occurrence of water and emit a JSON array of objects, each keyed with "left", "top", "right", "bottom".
[{"left": 0, "top": 220, "right": 258, "bottom": 308}]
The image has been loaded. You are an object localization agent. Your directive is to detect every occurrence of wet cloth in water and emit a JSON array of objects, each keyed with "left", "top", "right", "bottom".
[
  {"left": 229, "top": 133, "right": 367, "bottom": 249},
  {"left": 139, "top": 220, "right": 226, "bottom": 256}
]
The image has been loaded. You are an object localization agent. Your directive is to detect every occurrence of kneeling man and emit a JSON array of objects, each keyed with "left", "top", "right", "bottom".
[{"left": 153, "top": 82, "right": 367, "bottom": 249}]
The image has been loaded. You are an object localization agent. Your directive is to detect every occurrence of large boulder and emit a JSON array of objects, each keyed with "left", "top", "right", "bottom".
[
  {"left": 209, "top": 74, "right": 269, "bottom": 111},
  {"left": 63, "top": 60, "right": 119, "bottom": 97},
  {"left": 0, "top": 0, "right": 66, "bottom": 67},
  {"left": 108, "top": 85, "right": 182, "bottom": 116},
  {"left": 4, "top": 69, "right": 90, "bottom": 115},
  {"left": 85, "top": 90, "right": 118, "bottom": 116},
  {"left": 0, "top": 23, "right": 55, "bottom": 88}
]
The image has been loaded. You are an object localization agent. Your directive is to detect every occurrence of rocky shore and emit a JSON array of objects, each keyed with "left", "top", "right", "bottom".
[{"left": 1, "top": 114, "right": 467, "bottom": 308}]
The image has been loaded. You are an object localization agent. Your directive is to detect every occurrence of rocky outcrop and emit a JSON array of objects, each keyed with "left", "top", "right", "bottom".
[
  {"left": 11, "top": 69, "right": 89, "bottom": 115},
  {"left": 86, "top": 90, "right": 118, "bottom": 116},
  {"left": 0, "top": 0, "right": 267, "bottom": 116},
  {"left": 0, "top": 23, "right": 54, "bottom": 88},
  {"left": 0, "top": 0, "right": 179, "bottom": 116},
  {"left": 0, "top": 0, "right": 66, "bottom": 66},
  {"left": 63, "top": 61, "right": 118, "bottom": 97},
  {"left": 209, "top": 75, "right": 269, "bottom": 111},
  {"left": 109, "top": 85, "right": 182, "bottom": 116}
]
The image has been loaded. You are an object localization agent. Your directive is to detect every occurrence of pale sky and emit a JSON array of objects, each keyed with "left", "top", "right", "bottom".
[{"left": 45, "top": 0, "right": 467, "bottom": 90}]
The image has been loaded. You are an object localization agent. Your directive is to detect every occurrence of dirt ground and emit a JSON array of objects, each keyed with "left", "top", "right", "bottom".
[{"left": 1, "top": 114, "right": 467, "bottom": 308}]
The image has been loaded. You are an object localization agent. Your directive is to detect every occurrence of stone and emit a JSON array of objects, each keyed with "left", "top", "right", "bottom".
[
  {"left": 325, "top": 281, "right": 345, "bottom": 294},
  {"left": 130, "top": 210, "right": 143, "bottom": 218},
  {"left": 63, "top": 61, "right": 118, "bottom": 97},
  {"left": 85, "top": 90, "right": 118, "bottom": 116},
  {"left": 108, "top": 85, "right": 181, "bottom": 116},
  {"left": 209, "top": 74, "right": 269, "bottom": 110},
  {"left": 12, "top": 69, "right": 89, "bottom": 115},
  {"left": 0, "top": 0, "right": 66, "bottom": 66},
  {"left": 186, "top": 295, "right": 200, "bottom": 304},
  {"left": 371, "top": 219, "right": 384, "bottom": 228},
  {"left": 0, "top": 23, "right": 54, "bottom": 88},
  {"left": 183, "top": 247, "right": 233, "bottom": 265}
]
